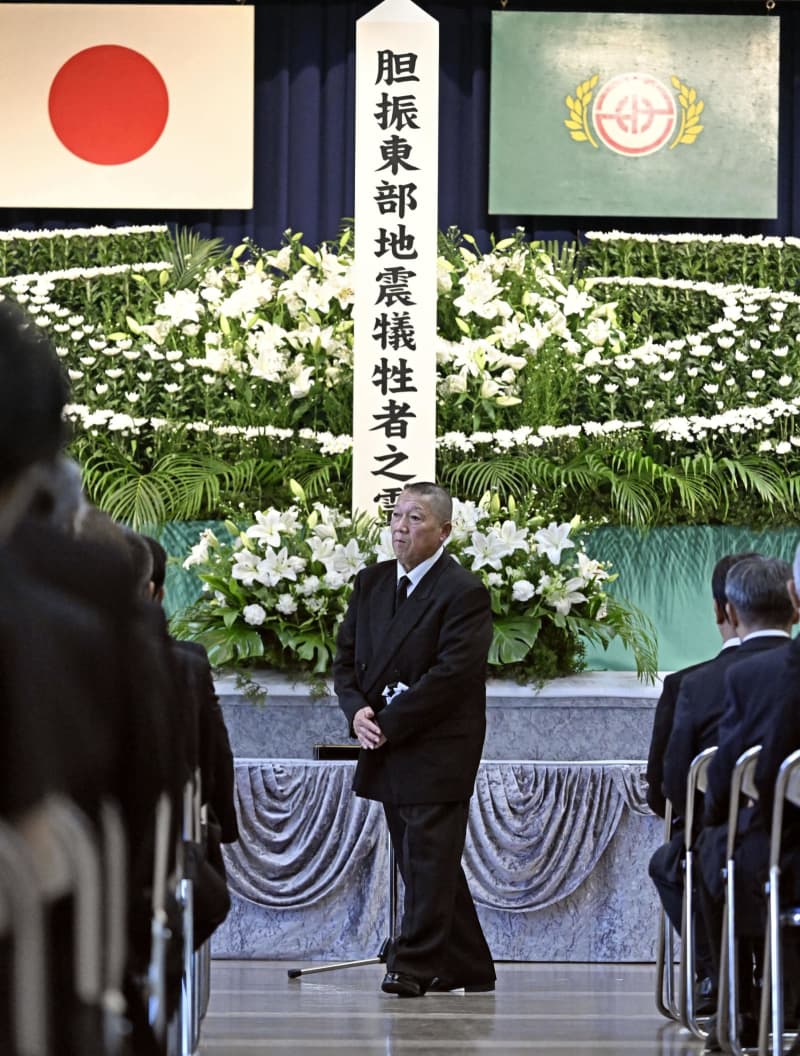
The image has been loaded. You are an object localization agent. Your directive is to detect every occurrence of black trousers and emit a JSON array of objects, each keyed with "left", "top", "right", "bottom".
[
  {"left": 383, "top": 799, "right": 494, "bottom": 984},
  {"left": 649, "top": 830, "right": 715, "bottom": 979}
]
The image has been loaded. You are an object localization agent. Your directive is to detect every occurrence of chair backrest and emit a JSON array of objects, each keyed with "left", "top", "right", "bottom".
[
  {"left": 768, "top": 748, "right": 800, "bottom": 869},
  {"left": 684, "top": 746, "right": 718, "bottom": 846},
  {"left": 0, "top": 817, "right": 49, "bottom": 1056},
  {"left": 725, "top": 745, "right": 762, "bottom": 861},
  {"left": 783, "top": 750, "right": 800, "bottom": 810},
  {"left": 45, "top": 796, "right": 104, "bottom": 1005}
]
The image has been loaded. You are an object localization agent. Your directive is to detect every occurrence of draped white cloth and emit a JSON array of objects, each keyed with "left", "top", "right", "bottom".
[{"left": 223, "top": 760, "right": 651, "bottom": 912}]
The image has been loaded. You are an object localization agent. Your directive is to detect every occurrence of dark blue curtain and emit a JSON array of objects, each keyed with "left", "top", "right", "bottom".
[{"left": 0, "top": 0, "right": 797, "bottom": 250}]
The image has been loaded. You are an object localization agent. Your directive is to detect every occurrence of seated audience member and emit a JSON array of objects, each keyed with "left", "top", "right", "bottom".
[
  {"left": 645, "top": 552, "right": 758, "bottom": 818},
  {"left": 0, "top": 301, "right": 140, "bottom": 1054},
  {"left": 648, "top": 552, "right": 759, "bottom": 1007},
  {"left": 9, "top": 471, "right": 182, "bottom": 1053},
  {"left": 142, "top": 534, "right": 239, "bottom": 946},
  {"left": 752, "top": 549, "right": 800, "bottom": 1055},
  {"left": 696, "top": 556, "right": 797, "bottom": 1050}
]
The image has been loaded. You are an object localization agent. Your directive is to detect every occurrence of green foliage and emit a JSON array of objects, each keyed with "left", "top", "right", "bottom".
[
  {"left": 579, "top": 232, "right": 800, "bottom": 289},
  {"left": 443, "top": 447, "right": 800, "bottom": 528},
  {"left": 78, "top": 441, "right": 286, "bottom": 530},
  {"left": 0, "top": 224, "right": 173, "bottom": 276}
]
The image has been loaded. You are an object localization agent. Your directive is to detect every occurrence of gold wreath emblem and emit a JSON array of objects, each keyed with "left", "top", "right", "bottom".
[
  {"left": 564, "top": 74, "right": 600, "bottom": 149},
  {"left": 564, "top": 74, "right": 705, "bottom": 151},
  {"left": 669, "top": 76, "right": 705, "bottom": 148}
]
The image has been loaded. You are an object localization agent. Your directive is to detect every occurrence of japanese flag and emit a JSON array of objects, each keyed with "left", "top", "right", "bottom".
[{"left": 0, "top": 4, "right": 254, "bottom": 208}]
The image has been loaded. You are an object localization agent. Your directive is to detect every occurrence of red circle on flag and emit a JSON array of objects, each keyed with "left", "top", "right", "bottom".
[{"left": 48, "top": 44, "right": 169, "bottom": 165}]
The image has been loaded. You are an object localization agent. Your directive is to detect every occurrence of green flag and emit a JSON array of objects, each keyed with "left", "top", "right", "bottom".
[{"left": 489, "top": 12, "right": 779, "bottom": 218}]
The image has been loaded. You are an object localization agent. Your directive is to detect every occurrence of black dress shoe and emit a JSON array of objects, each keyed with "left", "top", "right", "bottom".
[
  {"left": 695, "top": 975, "right": 717, "bottom": 1016},
  {"left": 703, "top": 1017, "right": 722, "bottom": 1053},
  {"left": 428, "top": 976, "right": 495, "bottom": 993},
  {"left": 381, "top": 971, "right": 426, "bottom": 998}
]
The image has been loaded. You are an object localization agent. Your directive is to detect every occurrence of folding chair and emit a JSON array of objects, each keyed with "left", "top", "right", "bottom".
[
  {"left": 758, "top": 748, "right": 800, "bottom": 1056},
  {"left": 718, "top": 744, "right": 762, "bottom": 1056},
  {"left": 0, "top": 818, "right": 49, "bottom": 1056},
  {"left": 195, "top": 801, "right": 212, "bottom": 1026},
  {"left": 655, "top": 796, "right": 680, "bottom": 1021},
  {"left": 99, "top": 800, "right": 129, "bottom": 1056},
  {"left": 173, "top": 770, "right": 202, "bottom": 1056},
  {"left": 148, "top": 791, "right": 174, "bottom": 1047},
  {"left": 680, "top": 745, "right": 718, "bottom": 1039},
  {"left": 45, "top": 797, "right": 104, "bottom": 1015}
]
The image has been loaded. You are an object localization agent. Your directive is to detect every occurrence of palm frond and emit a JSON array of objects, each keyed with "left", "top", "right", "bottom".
[
  {"left": 81, "top": 448, "right": 287, "bottom": 528},
  {"left": 715, "top": 455, "right": 790, "bottom": 506},
  {"left": 442, "top": 457, "right": 534, "bottom": 503},
  {"left": 163, "top": 227, "right": 229, "bottom": 289}
]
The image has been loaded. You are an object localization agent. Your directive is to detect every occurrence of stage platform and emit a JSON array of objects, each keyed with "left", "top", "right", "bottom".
[{"left": 213, "top": 671, "right": 665, "bottom": 964}]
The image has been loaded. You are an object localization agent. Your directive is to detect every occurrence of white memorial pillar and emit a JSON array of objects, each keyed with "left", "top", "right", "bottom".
[{"left": 352, "top": 0, "right": 439, "bottom": 517}]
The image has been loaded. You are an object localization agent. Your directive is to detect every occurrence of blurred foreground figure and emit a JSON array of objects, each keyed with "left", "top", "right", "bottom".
[{"left": 0, "top": 300, "right": 178, "bottom": 1054}]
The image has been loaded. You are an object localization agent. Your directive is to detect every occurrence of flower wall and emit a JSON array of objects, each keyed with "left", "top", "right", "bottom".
[
  {"left": 3, "top": 223, "right": 799, "bottom": 677},
  {"left": 2, "top": 224, "right": 798, "bottom": 528}
]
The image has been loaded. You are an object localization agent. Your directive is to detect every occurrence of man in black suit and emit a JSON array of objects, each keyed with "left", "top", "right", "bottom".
[
  {"left": 753, "top": 572, "right": 800, "bottom": 1055},
  {"left": 648, "top": 553, "right": 757, "bottom": 998},
  {"left": 333, "top": 482, "right": 495, "bottom": 998},
  {"left": 645, "top": 552, "right": 758, "bottom": 819},
  {"left": 695, "top": 556, "right": 797, "bottom": 1050}
]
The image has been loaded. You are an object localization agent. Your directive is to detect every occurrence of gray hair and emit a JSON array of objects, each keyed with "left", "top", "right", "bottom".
[
  {"left": 725, "top": 556, "right": 794, "bottom": 626},
  {"left": 399, "top": 482, "right": 452, "bottom": 524}
]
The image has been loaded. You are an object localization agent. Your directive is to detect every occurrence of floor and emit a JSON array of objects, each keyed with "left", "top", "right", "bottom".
[{"left": 199, "top": 960, "right": 706, "bottom": 1055}]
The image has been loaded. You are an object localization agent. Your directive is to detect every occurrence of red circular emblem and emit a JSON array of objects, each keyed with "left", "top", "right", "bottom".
[
  {"left": 48, "top": 44, "right": 169, "bottom": 166},
  {"left": 592, "top": 73, "right": 677, "bottom": 157}
]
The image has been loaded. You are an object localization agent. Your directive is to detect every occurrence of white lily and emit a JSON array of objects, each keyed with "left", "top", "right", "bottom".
[{"left": 534, "top": 522, "right": 575, "bottom": 565}]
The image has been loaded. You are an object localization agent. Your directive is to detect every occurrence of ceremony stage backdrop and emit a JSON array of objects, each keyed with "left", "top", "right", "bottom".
[{"left": 3, "top": 1, "right": 800, "bottom": 248}]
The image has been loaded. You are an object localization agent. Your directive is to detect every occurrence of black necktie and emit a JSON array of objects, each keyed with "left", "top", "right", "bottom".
[{"left": 394, "top": 575, "right": 409, "bottom": 613}]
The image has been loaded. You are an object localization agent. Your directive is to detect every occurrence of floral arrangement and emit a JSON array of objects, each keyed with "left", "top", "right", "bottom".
[
  {"left": 2, "top": 224, "right": 800, "bottom": 527},
  {"left": 171, "top": 490, "right": 657, "bottom": 685}
]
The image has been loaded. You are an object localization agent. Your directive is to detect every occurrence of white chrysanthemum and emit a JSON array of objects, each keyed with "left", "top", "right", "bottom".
[
  {"left": 296, "top": 575, "right": 322, "bottom": 597},
  {"left": 275, "top": 594, "right": 298, "bottom": 616},
  {"left": 512, "top": 579, "right": 536, "bottom": 602},
  {"left": 243, "top": 604, "right": 267, "bottom": 626}
]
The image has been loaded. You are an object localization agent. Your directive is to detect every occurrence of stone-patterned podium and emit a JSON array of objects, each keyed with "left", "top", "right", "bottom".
[{"left": 212, "top": 672, "right": 666, "bottom": 963}]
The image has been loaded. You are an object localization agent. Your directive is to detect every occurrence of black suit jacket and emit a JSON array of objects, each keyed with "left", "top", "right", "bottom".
[
  {"left": 662, "top": 644, "right": 744, "bottom": 817},
  {"left": 646, "top": 660, "right": 710, "bottom": 817},
  {"left": 171, "top": 639, "right": 239, "bottom": 844},
  {"left": 333, "top": 552, "right": 493, "bottom": 805},
  {"left": 753, "top": 639, "right": 800, "bottom": 900},
  {"left": 703, "top": 635, "right": 794, "bottom": 826}
]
